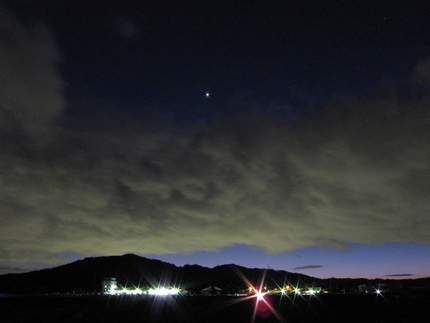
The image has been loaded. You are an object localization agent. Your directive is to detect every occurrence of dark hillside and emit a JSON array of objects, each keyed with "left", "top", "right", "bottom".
[
  {"left": 0, "top": 254, "right": 428, "bottom": 295},
  {"left": 0, "top": 254, "right": 315, "bottom": 294}
]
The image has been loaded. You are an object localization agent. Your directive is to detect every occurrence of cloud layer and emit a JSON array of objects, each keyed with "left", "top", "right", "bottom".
[
  {"left": 293, "top": 265, "right": 323, "bottom": 270},
  {"left": 0, "top": 6, "right": 64, "bottom": 143},
  {"left": 1, "top": 7, "right": 430, "bottom": 266},
  {"left": 384, "top": 274, "right": 413, "bottom": 277}
]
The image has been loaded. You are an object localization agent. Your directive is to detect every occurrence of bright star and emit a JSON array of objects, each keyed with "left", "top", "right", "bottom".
[{"left": 205, "top": 92, "right": 210, "bottom": 98}]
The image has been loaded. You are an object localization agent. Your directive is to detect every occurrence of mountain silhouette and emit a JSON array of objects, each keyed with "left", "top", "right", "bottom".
[
  {"left": 0, "top": 254, "right": 318, "bottom": 294},
  {"left": 0, "top": 254, "right": 428, "bottom": 295}
]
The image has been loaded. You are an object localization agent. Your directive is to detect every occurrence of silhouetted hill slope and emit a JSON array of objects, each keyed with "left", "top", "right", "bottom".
[
  {"left": 0, "top": 254, "right": 178, "bottom": 294},
  {"left": 0, "top": 254, "right": 429, "bottom": 295},
  {"left": 0, "top": 254, "right": 318, "bottom": 294}
]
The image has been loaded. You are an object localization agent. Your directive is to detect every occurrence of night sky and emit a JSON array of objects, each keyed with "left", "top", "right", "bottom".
[{"left": 1, "top": 0, "right": 430, "bottom": 279}]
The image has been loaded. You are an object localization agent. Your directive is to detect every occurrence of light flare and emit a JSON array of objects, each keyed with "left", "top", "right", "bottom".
[{"left": 231, "top": 266, "right": 288, "bottom": 323}]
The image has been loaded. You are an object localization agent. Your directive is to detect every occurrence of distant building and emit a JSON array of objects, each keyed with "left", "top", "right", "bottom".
[
  {"left": 358, "top": 284, "right": 369, "bottom": 293},
  {"left": 102, "top": 277, "right": 117, "bottom": 295},
  {"left": 201, "top": 286, "right": 222, "bottom": 296}
]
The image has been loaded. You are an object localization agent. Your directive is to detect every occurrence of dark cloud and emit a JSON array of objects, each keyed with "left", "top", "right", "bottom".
[
  {"left": 413, "top": 57, "right": 430, "bottom": 88},
  {"left": 0, "top": 266, "right": 32, "bottom": 275},
  {"left": 1, "top": 7, "right": 430, "bottom": 269},
  {"left": 114, "top": 17, "right": 140, "bottom": 40},
  {"left": 384, "top": 274, "right": 414, "bottom": 277},
  {"left": 0, "top": 5, "right": 65, "bottom": 144},
  {"left": 293, "top": 265, "right": 323, "bottom": 270}
]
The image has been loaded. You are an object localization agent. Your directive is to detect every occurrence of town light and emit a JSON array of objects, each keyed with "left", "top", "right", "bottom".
[
  {"left": 255, "top": 290, "right": 265, "bottom": 299},
  {"left": 147, "top": 287, "right": 180, "bottom": 295}
]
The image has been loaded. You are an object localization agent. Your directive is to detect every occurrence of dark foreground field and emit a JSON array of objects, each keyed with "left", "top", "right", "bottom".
[{"left": 0, "top": 294, "right": 428, "bottom": 323}]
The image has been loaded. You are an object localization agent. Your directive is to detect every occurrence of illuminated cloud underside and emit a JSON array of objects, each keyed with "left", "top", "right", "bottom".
[{"left": 0, "top": 7, "right": 430, "bottom": 265}]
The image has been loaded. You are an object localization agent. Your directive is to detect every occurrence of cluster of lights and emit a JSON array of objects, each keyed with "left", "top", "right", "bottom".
[
  {"left": 148, "top": 287, "right": 180, "bottom": 295},
  {"left": 248, "top": 284, "right": 324, "bottom": 297},
  {"left": 105, "top": 287, "right": 181, "bottom": 296},
  {"left": 118, "top": 288, "right": 145, "bottom": 295},
  {"left": 273, "top": 285, "right": 322, "bottom": 296}
]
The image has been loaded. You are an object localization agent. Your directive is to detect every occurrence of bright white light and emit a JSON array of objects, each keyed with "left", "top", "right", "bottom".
[
  {"left": 205, "top": 92, "right": 210, "bottom": 98},
  {"left": 147, "top": 287, "right": 180, "bottom": 296},
  {"left": 255, "top": 290, "right": 265, "bottom": 299},
  {"left": 116, "top": 287, "right": 144, "bottom": 295},
  {"left": 376, "top": 289, "right": 381, "bottom": 294}
]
